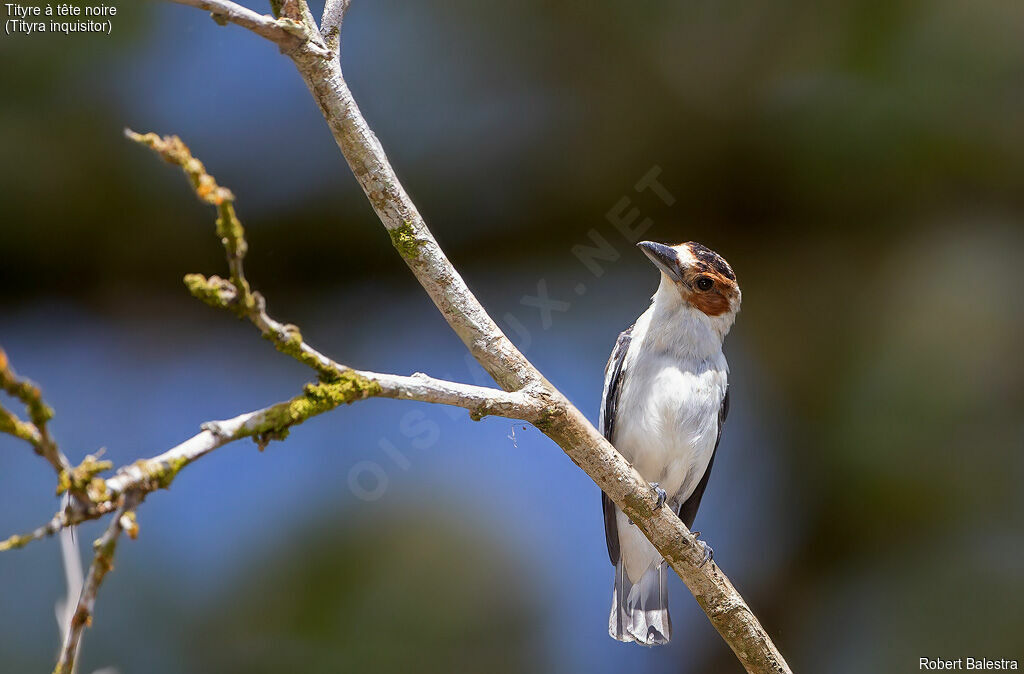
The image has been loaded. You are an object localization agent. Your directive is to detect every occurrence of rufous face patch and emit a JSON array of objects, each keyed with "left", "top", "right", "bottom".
[{"left": 676, "top": 242, "right": 740, "bottom": 317}]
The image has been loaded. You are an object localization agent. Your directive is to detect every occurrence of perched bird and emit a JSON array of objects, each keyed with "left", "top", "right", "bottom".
[{"left": 600, "top": 240, "right": 741, "bottom": 646}]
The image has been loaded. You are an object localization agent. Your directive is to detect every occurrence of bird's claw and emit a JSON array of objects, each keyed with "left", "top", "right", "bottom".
[
  {"left": 690, "top": 531, "right": 714, "bottom": 567},
  {"left": 650, "top": 482, "right": 667, "bottom": 509}
]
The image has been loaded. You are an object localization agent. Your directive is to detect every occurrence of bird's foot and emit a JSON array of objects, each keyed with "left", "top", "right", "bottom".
[
  {"left": 690, "top": 531, "right": 714, "bottom": 568},
  {"left": 650, "top": 482, "right": 667, "bottom": 509}
]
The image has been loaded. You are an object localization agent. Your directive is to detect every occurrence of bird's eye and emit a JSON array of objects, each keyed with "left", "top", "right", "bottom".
[{"left": 695, "top": 276, "right": 714, "bottom": 291}]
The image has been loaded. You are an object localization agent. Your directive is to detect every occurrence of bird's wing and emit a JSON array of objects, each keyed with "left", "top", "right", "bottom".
[
  {"left": 600, "top": 324, "right": 634, "bottom": 566},
  {"left": 677, "top": 386, "right": 729, "bottom": 529}
]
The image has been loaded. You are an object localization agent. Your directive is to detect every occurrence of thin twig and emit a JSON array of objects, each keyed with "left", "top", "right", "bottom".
[
  {"left": 54, "top": 496, "right": 84, "bottom": 674},
  {"left": 55, "top": 499, "right": 84, "bottom": 638},
  {"left": 0, "top": 510, "right": 74, "bottom": 552},
  {"left": 93, "top": 371, "right": 539, "bottom": 496},
  {"left": 53, "top": 495, "right": 139, "bottom": 674},
  {"left": 124, "top": 129, "right": 544, "bottom": 423},
  {"left": 0, "top": 346, "right": 71, "bottom": 475},
  {"left": 2, "top": 368, "right": 542, "bottom": 548},
  {"left": 165, "top": 0, "right": 303, "bottom": 47}
]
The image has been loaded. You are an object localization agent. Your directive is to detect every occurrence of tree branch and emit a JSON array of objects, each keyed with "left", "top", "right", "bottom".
[
  {"left": 3, "top": 133, "right": 545, "bottom": 548},
  {"left": 166, "top": 0, "right": 293, "bottom": 44},
  {"left": 2, "top": 365, "right": 542, "bottom": 550},
  {"left": 165, "top": 0, "right": 330, "bottom": 56},
  {"left": 319, "top": 0, "right": 349, "bottom": 50},
  {"left": 0, "top": 347, "right": 98, "bottom": 514},
  {"left": 295, "top": 56, "right": 541, "bottom": 392},
  {"left": 124, "top": 128, "right": 544, "bottom": 423},
  {"left": 0, "top": 347, "right": 71, "bottom": 476},
  {"left": 1, "top": 349, "right": 116, "bottom": 508},
  {"left": 98, "top": 373, "right": 540, "bottom": 498},
  {"left": 53, "top": 495, "right": 138, "bottom": 674}
]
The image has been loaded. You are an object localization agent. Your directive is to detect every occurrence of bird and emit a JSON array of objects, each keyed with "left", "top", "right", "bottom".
[{"left": 600, "top": 240, "right": 741, "bottom": 646}]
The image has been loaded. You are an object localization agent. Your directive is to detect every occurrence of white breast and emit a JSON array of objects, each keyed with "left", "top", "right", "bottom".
[
  {"left": 609, "top": 291, "right": 729, "bottom": 583},
  {"left": 613, "top": 338, "right": 726, "bottom": 502}
]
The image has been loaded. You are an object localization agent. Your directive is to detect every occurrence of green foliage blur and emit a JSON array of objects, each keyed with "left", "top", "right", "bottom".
[{"left": 186, "top": 512, "right": 542, "bottom": 674}]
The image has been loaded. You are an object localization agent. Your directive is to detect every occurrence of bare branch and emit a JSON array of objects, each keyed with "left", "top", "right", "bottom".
[
  {"left": 125, "top": 130, "right": 256, "bottom": 315},
  {"left": 288, "top": 55, "right": 538, "bottom": 391},
  {"left": 164, "top": 0, "right": 330, "bottom": 56},
  {"left": 98, "top": 371, "right": 540, "bottom": 498},
  {"left": 2, "top": 367, "right": 542, "bottom": 549},
  {"left": 103, "top": 371, "right": 541, "bottom": 499},
  {"left": 166, "top": 0, "right": 294, "bottom": 44},
  {"left": 13, "top": 124, "right": 545, "bottom": 671},
  {"left": 125, "top": 129, "right": 544, "bottom": 424},
  {"left": 55, "top": 497, "right": 85, "bottom": 642},
  {"left": 53, "top": 496, "right": 139, "bottom": 674},
  {"left": 0, "top": 346, "right": 72, "bottom": 476},
  {"left": 0, "top": 510, "right": 72, "bottom": 552},
  {"left": 319, "top": 0, "right": 350, "bottom": 49},
  {"left": 174, "top": 274, "right": 538, "bottom": 420}
]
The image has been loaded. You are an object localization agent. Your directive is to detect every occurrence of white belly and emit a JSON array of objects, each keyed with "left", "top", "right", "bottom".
[{"left": 612, "top": 349, "right": 727, "bottom": 582}]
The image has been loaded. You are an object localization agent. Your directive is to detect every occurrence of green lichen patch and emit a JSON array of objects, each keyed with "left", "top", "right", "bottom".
[
  {"left": 215, "top": 201, "right": 248, "bottom": 264},
  {"left": 388, "top": 221, "right": 422, "bottom": 259},
  {"left": 125, "top": 131, "right": 235, "bottom": 208},
  {"left": 622, "top": 490, "right": 654, "bottom": 520},
  {"left": 86, "top": 477, "right": 111, "bottom": 503},
  {"left": 0, "top": 533, "right": 31, "bottom": 552},
  {"left": 123, "top": 454, "right": 191, "bottom": 492},
  {"left": 243, "top": 375, "right": 382, "bottom": 447},
  {"left": 148, "top": 455, "right": 190, "bottom": 490},
  {"left": 129, "top": 129, "right": 256, "bottom": 314},
  {"left": 0, "top": 347, "right": 54, "bottom": 428},
  {"left": 58, "top": 454, "right": 114, "bottom": 497},
  {"left": 184, "top": 273, "right": 235, "bottom": 309},
  {"left": 0, "top": 405, "right": 38, "bottom": 444},
  {"left": 263, "top": 325, "right": 339, "bottom": 382},
  {"left": 533, "top": 406, "right": 561, "bottom": 432}
]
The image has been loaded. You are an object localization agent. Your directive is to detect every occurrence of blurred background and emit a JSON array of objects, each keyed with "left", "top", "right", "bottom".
[{"left": 2, "top": 0, "right": 1023, "bottom": 672}]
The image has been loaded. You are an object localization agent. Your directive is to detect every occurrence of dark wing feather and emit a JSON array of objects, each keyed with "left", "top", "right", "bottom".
[
  {"left": 677, "top": 387, "right": 729, "bottom": 529},
  {"left": 599, "top": 325, "right": 633, "bottom": 566}
]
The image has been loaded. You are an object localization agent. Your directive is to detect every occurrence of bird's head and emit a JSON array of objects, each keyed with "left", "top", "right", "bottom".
[{"left": 637, "top": 240, "right": 741, "bottom": 324}]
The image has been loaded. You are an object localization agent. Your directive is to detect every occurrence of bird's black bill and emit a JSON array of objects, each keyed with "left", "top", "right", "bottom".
[{"left": 637, "top": 241, "right": 683, "bottom": 281}]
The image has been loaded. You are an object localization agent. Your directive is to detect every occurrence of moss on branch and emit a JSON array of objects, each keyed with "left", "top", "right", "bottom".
[
  {"left": 0, "top": 405, "right": 39, "bottom": 444},
  {"left": 57, "top": 454, "right": 114, "bottom": 497},
  {"left": 127, "top": 130, "right": 255, "bottom": 313},
  {"left": 0, "top": 533, "right": 32, "bottom": 552},
  {"left": 0, "top": 346, "right": 54, "bottom": 431},
  {"left": 388, "top": 221, "right": 423, "bottom": 259},
  {"left": 183, "top": 273, "right": 241, "bottom": 313},
  {"left": 245, "top": 376, "right": 382, "bottom": 443}
]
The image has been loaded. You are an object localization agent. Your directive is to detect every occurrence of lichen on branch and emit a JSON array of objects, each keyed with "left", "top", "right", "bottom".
[
  {"left": 125, "top": 129, "right": 255, "bottom": 314},
  {"left": 388, "top": 221, "right": 423, "bottom": 259},
  {"left": 246, "top": 377, "right": 382, "bottom": 443},
  {"left": 0, "top": 345, "right": 71, "bottom": 478}
]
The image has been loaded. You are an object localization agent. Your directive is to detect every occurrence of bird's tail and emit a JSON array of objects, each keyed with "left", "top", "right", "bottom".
[{"left": 609, "top": 559, "right": 671, "bottom": 645}]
